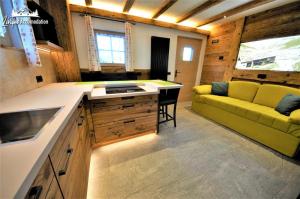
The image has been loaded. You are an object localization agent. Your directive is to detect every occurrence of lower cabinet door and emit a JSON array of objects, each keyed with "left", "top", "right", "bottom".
[
  {"left": 45, "top": 177, "right": 63, "bottom": 199},
  {"left": 25, "top": 157, "right": 54, "bottom": 199}
]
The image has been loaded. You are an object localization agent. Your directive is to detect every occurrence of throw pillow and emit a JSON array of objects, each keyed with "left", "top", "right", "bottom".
[
  {"left": 275, "top": 94, "right": 300, "bottom": 116},
  {"left": 211, "top": 82, "right": 228, "bottom": 96}
]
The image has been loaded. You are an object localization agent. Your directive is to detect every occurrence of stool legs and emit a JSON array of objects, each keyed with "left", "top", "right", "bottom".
[
  {"left": 165, "top": 105, "right": 168, "bottom": 120},
  {"left": 173, "top": 104, "right": 177, "bottom": 127}
]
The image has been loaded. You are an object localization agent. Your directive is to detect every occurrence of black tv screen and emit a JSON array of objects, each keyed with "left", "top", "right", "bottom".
[{"left": 235, "top": 35, "right": 300, "bottom": 72}]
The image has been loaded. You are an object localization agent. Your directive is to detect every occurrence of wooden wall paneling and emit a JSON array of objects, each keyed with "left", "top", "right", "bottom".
[
  {"left": 50, "top": 52, "right": 60, "bottom": 81},
  {"left": 233, "top": 1, "right": 300, "bottom": 85},
  {"left": 40, "top": 0, "right": 81, "bottom": 82},
  {"left": 204, "top": 52, "right": 229, "bottom": 64},
  {"left": 223, "top": 18, "right": 245, "bottom": 81},
  {"left": 101, "top": 65, "right": 126, "bottom": 73},
  {"left": 205, "top": 35, "right": 232, "bottom": 53},
  {"left": 200, "top": 20, "right": 239, "bottom": 84},
  {"left": 66, "top": 1, "right": 81, "bottom": 81},
  {"left": 201, "top": 2, "right": 300, "bottom": 85},
  {"left": 134, "top": 69, "right": 150, "bottom": 80},
  {"left": 241, "top": 1, "right": 300, "bottom": 42},
  {"left": 64, "top": 52, "right": 71, "bottom": 81},
  {"left": 209, "top": 22, "right": 236, "bottom": 37},
  {"left": 232, "top": 70, "right": 300, "bottom": 85}
]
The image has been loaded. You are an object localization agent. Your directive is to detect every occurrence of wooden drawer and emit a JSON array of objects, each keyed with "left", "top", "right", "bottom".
[
  {"left": 45, "top": 177, "right": 63, "bottom": 199},
  {"left": 91, "top": 95, "right": 158, "bottom": 110},
  {"left": 55, "top": 120, "right": 80, "bottom": 183},
  {"left": 92, "top": 100, "right": 157, "bottom": 126},
  {"left": 49, "top": 108, "right": 79, "bottom": 171},
  {"left": 94, "top": 114, "right": 157, "bottom": 143},
  {"left": 57, "top": 132, "right": 84, "bottom": 199},
  {"left": 25, "top": 157, "right": 55, "bottom": 199}
]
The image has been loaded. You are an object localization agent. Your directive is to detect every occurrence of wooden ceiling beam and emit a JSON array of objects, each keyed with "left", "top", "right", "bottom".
[
  {"left": 152, "top": 0, "right": 177, "bottom": 19},
  {"left": 123, "top": 0, "right": 135, "bottom": 13},
  {"left": 177, "top": 0, "right": 225, "bottom": 23},
  {"left": 85, "top": 0, "right": 92, "bottom": 6},
  {"left": 196, "top": 0, "right": 275, "bottom": 27},
  {"left": 69, "top": 4, "right": 210, "bottom": 35}
]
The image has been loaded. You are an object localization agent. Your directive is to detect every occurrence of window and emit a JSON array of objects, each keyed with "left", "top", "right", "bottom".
[
  {"left": 95, "top": 31, "right": 125, "bottom": 64},
  {"left": 182, "top": 47, "right": 193, "bottom": 61}
]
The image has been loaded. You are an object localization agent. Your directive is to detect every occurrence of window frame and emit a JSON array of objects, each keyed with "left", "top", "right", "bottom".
[{"left": 94, "top": 29, "right": 126, "bottom": 66}]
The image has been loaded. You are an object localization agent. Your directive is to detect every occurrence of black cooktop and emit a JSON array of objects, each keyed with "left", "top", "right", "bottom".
[{"left": 105, "top": 86, "right": 145, "bottom": 94}]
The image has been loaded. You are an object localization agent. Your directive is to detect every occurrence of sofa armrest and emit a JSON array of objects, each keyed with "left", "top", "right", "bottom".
[
  {"left": 290, "top": 109, "right": 300, "bottom": 125},
  {"left": 193, "top": 85, "right": 212, "bottom": 95}
]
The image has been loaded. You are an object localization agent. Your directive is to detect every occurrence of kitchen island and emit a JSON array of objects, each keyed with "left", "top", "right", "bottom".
[{"left": 0, "top": 80, "right": 182, "bottom": 199}]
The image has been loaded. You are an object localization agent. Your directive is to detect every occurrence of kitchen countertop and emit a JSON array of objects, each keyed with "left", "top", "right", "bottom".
[{"left": 0, "top": 80, "right": 182, "bottom": 199}]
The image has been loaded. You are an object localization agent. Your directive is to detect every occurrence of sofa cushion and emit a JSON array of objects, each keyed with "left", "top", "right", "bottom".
[
  {"left": 290, "top": 109, "right": 300, "bottom": 125},
  {"left": 253, "top": 84, "right": 300, "bottom": 108},
  {"left": 198, "top": 95, "right": 300, "bottom": 134},
  {"left": 228, "top": 81, "right": 260, "bottom": 102},
  {"left": 275, "top": 94, "right": 300, "bottom": 116},
  {"left": 193, "top": 85, "right": 211, "bottom": 95},
  {"left": 211, "top": 82, "right": 228, "bottom": 96}
]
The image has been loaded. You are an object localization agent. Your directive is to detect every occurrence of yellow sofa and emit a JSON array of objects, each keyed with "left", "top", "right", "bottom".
[{"left": 192, "top": 81, "right": 300, "bottom": 157}]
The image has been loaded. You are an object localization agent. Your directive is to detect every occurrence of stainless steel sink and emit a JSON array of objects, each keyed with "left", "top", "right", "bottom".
[{"left": 0, "top": 107, "right": 61, "bottom": 144}]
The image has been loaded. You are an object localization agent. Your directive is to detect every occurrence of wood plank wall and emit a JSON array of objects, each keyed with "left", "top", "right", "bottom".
[
  {"left": 40, "top": 0, "right": 81, "bottom": 82},
  {"left": 200, "top": 18, "right": 244, "bottom": 84},
  {"left": 200, "top": 1, "right": 300, "bottom": 85}
]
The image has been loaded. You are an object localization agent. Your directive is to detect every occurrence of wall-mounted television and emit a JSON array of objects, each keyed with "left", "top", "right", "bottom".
[{"left": 235, "top": 35, "right": 300, "bottom": 72}]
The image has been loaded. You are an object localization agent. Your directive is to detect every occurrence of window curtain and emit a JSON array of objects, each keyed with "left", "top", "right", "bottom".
[
  {"left": 12, "top": 0, "right": 41, "bottom": 67},
  {"left": 125, "top": 22, "right": 133, "bottom": 71},
  {"left": 84, "top": 15, "right": 101, "bottom": 71}
]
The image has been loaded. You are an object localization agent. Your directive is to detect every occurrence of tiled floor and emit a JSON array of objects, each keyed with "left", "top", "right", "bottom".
[{"left": 87, "top": 102, "right": 300, "bottom": 199}]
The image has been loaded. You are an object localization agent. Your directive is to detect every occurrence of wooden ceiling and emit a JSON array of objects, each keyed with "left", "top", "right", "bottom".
[{"left": 69, "top": 0, "right": 299, "bottom": 35}]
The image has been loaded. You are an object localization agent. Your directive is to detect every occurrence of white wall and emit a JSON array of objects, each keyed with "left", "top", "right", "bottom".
[{"left": 71, "top": 13, "right": 207, "bottom": 82}]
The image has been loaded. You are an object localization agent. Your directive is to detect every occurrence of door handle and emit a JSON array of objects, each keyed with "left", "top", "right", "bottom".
[
  {"left": 175, "top": 70, "right": 181, "bottom": 77},
  {"left": 28, "top": 186, "right": 43, "bottom": 199},
  {"left": 58, "top": 147, "right": 73, "bottom": 176}
]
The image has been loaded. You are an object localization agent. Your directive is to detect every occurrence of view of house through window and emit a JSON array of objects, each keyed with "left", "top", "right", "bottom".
[{"left": 95, "top": 32, "right": 125, "bottom": 64}]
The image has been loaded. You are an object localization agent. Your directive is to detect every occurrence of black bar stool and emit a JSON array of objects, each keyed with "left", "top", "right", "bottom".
[{"left": 157, "top": 87, "right": 180, "bottom": 133}]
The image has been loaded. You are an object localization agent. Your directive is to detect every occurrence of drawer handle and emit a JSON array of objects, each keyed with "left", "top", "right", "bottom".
[
  {"left": 122, "top": 104, "right": 135, "bottom": 109},
  {"left": 28, "top": 186, "right": 43, "bottom": 199},
  {"left": 122, "top": 96, "right": 134, "bottom": 100},
  {"left": 112, "top": 131, "right": 122, "bottom": 136},
  {"left": 136, "top": 126, "right": 146, "bottom": 131},
  {"left": 77, "top": 116, "right": 85, "bottom": 126},
  {"left": 58, "top": 147, "right": 73, "bottom": 176},
  {"left": 124, "top": 119, "right": 135, "bottom": 124},
  {"left": 93, "top": 102, "right": 106, "bottom": 107}
]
